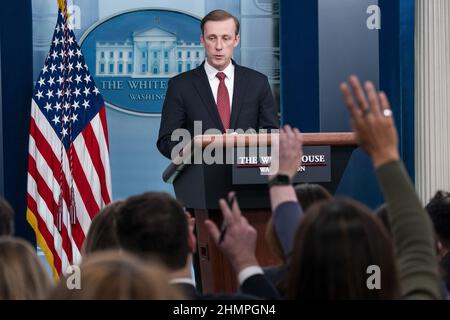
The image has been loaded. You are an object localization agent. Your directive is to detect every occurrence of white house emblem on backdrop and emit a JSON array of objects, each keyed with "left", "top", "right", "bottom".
[{"left": 81, "top": 10, "right": 204, "bottom": 115}]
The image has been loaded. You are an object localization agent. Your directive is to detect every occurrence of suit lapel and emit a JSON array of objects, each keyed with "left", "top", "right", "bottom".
[
  {"left": 192, "top": 64, "right": 224, "bottom": 131},
  {"left": 230, "top": 63, "right": 249, "bottom": 129}
]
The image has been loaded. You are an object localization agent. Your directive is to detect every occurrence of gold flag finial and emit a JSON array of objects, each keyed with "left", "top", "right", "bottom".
[
  {"left": 57, "top": 0, "right": 66, "bottom": 11},
  {"left": 57, "top": 0, "right": 71, "bottom": 20}
]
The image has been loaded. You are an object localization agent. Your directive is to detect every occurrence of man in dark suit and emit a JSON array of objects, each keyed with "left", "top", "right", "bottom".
[
  {"left": 157, "top": 9, "right": 279, "bottom": 159},
  {"left": 115, "top": 192, "right": 279, "bottom": 299}
]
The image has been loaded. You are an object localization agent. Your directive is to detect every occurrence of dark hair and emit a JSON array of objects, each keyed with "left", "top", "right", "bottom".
[
  {"left": 294, "top": 183, "right": 332, "bottom": 211},
  {"left": 82, "top": 201, "right": 123, "bottom": 256},
  {"left": 284, "top": 198, "right": 399, "bottom": 299},
  {"left": 265, "top": 217, "right": 285, "bottom": 262},
  {"left": 0, "top": 198, "right": 14, "bottom": 236},
  {"left": 374, "top": 204, "right": 391, "bottom": 235},
  {"left": 425, "top": 190, "right": 450, "bottom": 247},
  {"left": 116, "top": 192, "right": 189, "bottom": 270},
  {"left": 201, "top": 9, "right": 240, "bottom": 35}
]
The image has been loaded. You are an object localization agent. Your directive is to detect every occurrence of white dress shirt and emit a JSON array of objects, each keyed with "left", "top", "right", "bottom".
[{"left": 204, "top": 59, "right": 235, "bottom": 111}]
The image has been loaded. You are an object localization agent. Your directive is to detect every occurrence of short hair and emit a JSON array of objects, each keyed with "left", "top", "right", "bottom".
[
  {"left": 115, "top": 192, "right": 189, "bottom": 270},
  {"left": 284, "top": 198, "right": 399, "bottom": 299},
  {"left": 425, "top": 190, "right": 450, "bottom": 247},
  {"left": 201, "top": 9, "right": 240, "bottom": 35},
  {"left": 0, "top": 236, "right": 51, "bottom": 299},
  {"left": 48, "top": 250, "right": 183, "bottom": 300},
  {"left": 0, "top": 198, "right": 14, "bottom": 236},
  {"left": 82, "top": 201, "right": 123, "bottom": 256},
  {"left": 294, "top": 183, "right": 332, "bottom": 211}
]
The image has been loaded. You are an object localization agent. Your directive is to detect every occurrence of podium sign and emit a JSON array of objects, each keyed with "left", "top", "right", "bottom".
[{"left": 232, "top": 145, "right": 331, "bottom": 185}]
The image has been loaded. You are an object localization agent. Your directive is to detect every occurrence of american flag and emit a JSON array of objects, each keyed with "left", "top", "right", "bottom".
[{"left": 27, "top": 4, "right": 112, "bottom": 278}]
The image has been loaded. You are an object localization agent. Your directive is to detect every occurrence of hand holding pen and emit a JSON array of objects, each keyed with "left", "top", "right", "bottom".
[
  {"left": 204, "top": 191, "right": 259, "bottom": 273},
  {"left": 218, "top": 193, "right": 235, "bottom": 243}
]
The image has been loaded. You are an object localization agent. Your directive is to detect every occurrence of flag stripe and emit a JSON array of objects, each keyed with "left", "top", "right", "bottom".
[
  {"left": 26, "top": 201, "right": 62, "bottom": 275},
  {"left": 82, "top": 120, "right": 111, "bottom": 206},
  {"left": 27, "top": 175, "right": 69, "bottom": 272},
  {"left": 99, "top": 106, "right": 109, "bottom": 150},
  {"left": 30, "top": 103, "right": 92, "bottom": 238},
  {"left": 70, "top": 145, "right": 101, "bottom": 218},
  {"left": 28, "top": 135, "right": 86, "bottom": 257},
  {"left": 28, "top": 9, "right": 111, "bottom": 275},
  {"left": 91, "top": 108, "right": 112, "bottom": 200},
  {"left": 28, "top": 156, "right": 74, "bottom": 263},
  {"left": 26, "top": 208, "right": 59, "bottom": 280},
  {"left": 29, "top": 116, "right": 71, "bottom": 208}
]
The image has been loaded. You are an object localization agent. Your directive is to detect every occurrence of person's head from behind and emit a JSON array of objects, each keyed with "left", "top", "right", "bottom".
[
  {"left": 116, "top": 192, "right": 195, "bottom": 271},
  {"left": 0, "top": 198, "right": 14, "bottom": 236},
  {"left": 82, "top": 200, "right": 123, "bottom": 257},
  {"left": 48, "top": 250, "right": 183, "bottom": 299},
  {"left": 200, "top": 9, "right": 240, "bottom": 71},
  {"left": 294, "top": 183, "right": 332, "bottom": 211},
  {"left": 374, "top": 204, "right": 391, "bottom": 235},
  {"left": 265, "top": 218, "right": 285, "bottom": 263},
  {"left": 284, "top": 198, "right": 399, "bottom": 300},
  {"left": 0, "top": 236, "right": 51, "bottom": 299},
  {"left": 425, "top": 191, "right": 450, "bottom": 255}
]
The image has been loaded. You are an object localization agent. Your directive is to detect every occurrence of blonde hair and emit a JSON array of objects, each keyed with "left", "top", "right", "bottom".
[
  {"left": 0, "top": 236, "right": 52, "bottom": 299},
  {"left": 48, "top": 250, "right": 184, "bottom": 300}
]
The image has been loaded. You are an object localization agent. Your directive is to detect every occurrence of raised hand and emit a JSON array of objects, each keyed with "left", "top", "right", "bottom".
[
  {"left": 269, "top": 125, "right": 303, "bottom": 178},
  {"left": 340, "top": 75, "right": 399, "bottom": 168},
  {"left": 204, "top": 192, "right": 258, "bottom": 273}
]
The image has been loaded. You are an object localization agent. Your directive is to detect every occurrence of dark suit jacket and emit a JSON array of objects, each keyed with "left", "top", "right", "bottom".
[
  {"left": 157, "top": 61, "right": 279, "bottom": 159},
  {"left": 173, "top": 274, "right": 280, "bottom": 300}
]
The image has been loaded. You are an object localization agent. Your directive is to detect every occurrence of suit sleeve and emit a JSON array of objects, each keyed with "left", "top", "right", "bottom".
[
  {"left": 272, "top": 201, "right": 303, "bottom": 259},
  {"left": 157, "top": 78, "right": 187, "bottom": 159},
  {"left": 240, "top": 274, "right": 280, "bottom": 299},
  {"left": 258, "top": 77, "right": 279, "bottom": 130}
]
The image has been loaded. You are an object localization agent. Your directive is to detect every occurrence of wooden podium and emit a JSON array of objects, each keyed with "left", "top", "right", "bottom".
[{"left": 163, "top": 132, "right": 357, "bottom": 294}]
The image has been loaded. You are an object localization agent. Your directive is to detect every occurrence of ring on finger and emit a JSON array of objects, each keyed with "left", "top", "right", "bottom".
[{"left": 383, "top": 109, "right": 393, "bottom": 117}]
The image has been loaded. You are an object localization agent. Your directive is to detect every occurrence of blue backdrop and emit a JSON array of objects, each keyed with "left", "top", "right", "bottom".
[
  {"left": 280, "top": 0, "right": 414, "bottom": 208},
  {"left": 0, "top": 0, "right": 415, "bottom": 242}
]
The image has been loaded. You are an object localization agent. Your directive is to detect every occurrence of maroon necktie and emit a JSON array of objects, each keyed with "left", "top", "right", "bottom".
[{"left": 216, "top": 72, "right": 231, "bottom": 130}]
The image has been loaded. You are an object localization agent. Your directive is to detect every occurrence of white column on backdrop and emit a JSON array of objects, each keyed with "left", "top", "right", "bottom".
[{"left": 415, "top": 0, "right": 450, "bottom": 204}]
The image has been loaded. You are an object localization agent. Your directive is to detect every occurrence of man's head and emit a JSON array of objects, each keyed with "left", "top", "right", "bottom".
[
  {"left": 115, "top": 192, "right": 195, "bottom": 271},
  {"left": 426, "top": 191, "right": 450, "bottom": 251},
  {"left": 200, "top": 10, "right": 240, "bottom": 71},
  {"left": 0, "top": 198, "right": 14, "bottom": 236}
]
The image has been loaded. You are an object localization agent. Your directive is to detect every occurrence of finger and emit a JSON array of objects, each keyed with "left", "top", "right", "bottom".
[
  {"left": 227, "top": 191, "right": 241, "bottom": 220},
  {"left": 189, "top": 217, "right": 196, "bottom": 230},
  {"left": 349, "top": 75, "right": 369, "bottom": 112},
  {"left": 231, "top": 195, "right": 242, "bottom": 219},
  {"left": 284, "top": 125, "right": 295, "bottom": 139},
  {"left": 365, "top": 81, "right": 382, "bottom": 117},
  {"left": 379, "top": 92, "right": 394, "bottom": 121},
  {"left": 379, "top": 91, "right": 391, "bottom": 110},
  {"left": 219, "top": 198, "right": 235, "bottom": 224},
  {"left": 204, "top": 219, "right": 221, "bottom": 244},
  {"left": 340, "top": 82, "right": 361, "bottom": 118}
]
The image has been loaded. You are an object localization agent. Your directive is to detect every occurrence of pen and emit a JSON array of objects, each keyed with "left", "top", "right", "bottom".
[{"left": 218, "top": 194, "right": 235, "bottom": 244}]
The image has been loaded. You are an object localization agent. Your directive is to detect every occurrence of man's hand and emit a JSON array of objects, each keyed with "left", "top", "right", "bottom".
[
  {"left": 269, "top": 125, "right": 303, "bottom": 179},
  {"left": 204, "top": 192, "right": 258, "bottom": 273},
  {"left": 340, "top": 75, "right": 399, "bottom": 168}
]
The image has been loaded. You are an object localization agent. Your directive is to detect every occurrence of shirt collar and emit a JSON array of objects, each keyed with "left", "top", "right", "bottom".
[
  {"left": 169, "top": 277, "right": 196, "bottom": 286},
  {"left": 204, "top": 59, "right": 235, "bottom": 82}
]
